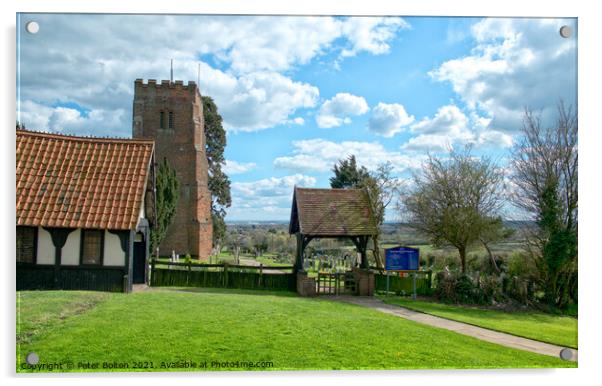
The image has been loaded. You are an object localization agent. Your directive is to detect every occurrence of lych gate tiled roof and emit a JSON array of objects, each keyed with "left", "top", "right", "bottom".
[
  {"left": 289, "top": 187, "right": 378, "bottom": 236},
  {"left": 16, "top": 129, "right": 154, "bottom": 230}
]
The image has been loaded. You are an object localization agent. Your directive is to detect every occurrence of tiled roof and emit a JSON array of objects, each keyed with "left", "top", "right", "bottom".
[
  {"left": 289, "top": 187, "right": 378, "bottom": 236},
  {"left": 16, "top": 129, "right": 154, "bottom": 230}
]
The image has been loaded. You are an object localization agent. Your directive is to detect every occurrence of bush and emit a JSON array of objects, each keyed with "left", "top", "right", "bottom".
[
  {"left": 432, "top": 249, "right": 573, "bottom": 309},
  {"left": 503, "top": 251, "right": 539, "bottom": 305},
  {"left": 434, "top": 271, "right": 502, "bottom": 305}
]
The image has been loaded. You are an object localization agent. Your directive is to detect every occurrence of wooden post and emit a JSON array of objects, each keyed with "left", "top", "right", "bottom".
[
  {"left": 386, "top": 271, "right": 390, "bottom": 297},
  {"left": 187, "top": 261, "right": 192, "bottom": 286},
  {"left": 294, "top": 234, "right": 302, "bottom": 272},
  {"left": 150, "top": 259, "right": 156, "bottom": 286},
  {"left": 359, "top": 236, "right": 369, "bottom": 269},
  {"left": 44, "top": 228, "right": 75, "bottom": 289},
  {"left": 259, "top": 263, "right": 263, "bottom": 287}
]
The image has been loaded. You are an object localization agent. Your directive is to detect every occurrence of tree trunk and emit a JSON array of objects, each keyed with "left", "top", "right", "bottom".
[
  {"left": 372, "top": 235, "right": 384, "bottom": 271},
  {"left": 481, "top": 239, "right": 500, "bottom": 273},
  {"left": 459, "top": 246, "right": 467, "bottom": 274}
]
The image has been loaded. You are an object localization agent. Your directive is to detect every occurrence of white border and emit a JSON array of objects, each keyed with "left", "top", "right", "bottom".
[{"left": 3, "top": 1, "right": 601, "bottom": 386}]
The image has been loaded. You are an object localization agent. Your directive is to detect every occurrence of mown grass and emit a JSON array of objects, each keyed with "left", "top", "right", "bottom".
[
  {"left": 17, "top": 289, "right": 574, "bottom": 372},
  {"left": 381, "top": 297, "right": 577, "bottom": 349},
  {"left": 16, "top": 291, "right": 111, "bottom": 345}
]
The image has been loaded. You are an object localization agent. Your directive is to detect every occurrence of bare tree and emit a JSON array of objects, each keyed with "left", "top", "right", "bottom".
[
  {"left": 226, "top": 231, "right": 243, "bottom": 264},
  {"left": 360, "top": 162, "right": 403, "bottom": 270},
  {"left": 510, "top": 103, "right": 578, "bottom": 229},
  {"left": 401, "top": 148, "right": 505, "bottom": 273},
  {"left": 329, "top": 157, "right": 402, "bottom": 270},
  {"left": 509, "top": 102, "right": 577, "bottom": 308}
]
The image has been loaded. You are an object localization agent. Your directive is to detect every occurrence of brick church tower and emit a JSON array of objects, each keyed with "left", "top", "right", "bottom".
[{"left": 132, "top": 79, "right": 213, "bottom": 259}]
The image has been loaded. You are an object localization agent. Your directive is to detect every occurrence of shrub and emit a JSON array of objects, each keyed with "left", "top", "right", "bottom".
[
  {"left": 454, "top": 274, "right": 477, "bottom": 303},
  {"left": 434, "top": 271, "right": 500, "bottom": 305}
]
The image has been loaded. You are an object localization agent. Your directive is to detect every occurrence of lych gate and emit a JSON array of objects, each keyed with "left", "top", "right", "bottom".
[{"left": 288, "top": 187, "right": 378, "bottom": 296}]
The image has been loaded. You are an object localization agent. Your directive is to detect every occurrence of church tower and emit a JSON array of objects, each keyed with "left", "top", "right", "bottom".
[{"left": 132, "top": 79, "right": 213, "bottom": 259}]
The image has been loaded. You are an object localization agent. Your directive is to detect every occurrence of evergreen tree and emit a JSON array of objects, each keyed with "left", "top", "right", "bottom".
[
  {"left": 203, "top": 96, "right": 231, "bottom": 251},
  {"left": 151, "top": 158, "right": 179, "bottom": 254},
  {"left": 329, "top": 155, "right": 369, "bottom": 188},
  {"left": 330, "top": 156, "right": 400, "bottom": 269},
  {"left": 510, "top": 103, "right": 578, "bottom": 308}
]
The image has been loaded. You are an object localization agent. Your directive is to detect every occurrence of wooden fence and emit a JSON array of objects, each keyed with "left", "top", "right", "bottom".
[
  {"left": 150, "top": 260, "right": 296, "bottom": 292},
  {"left": 374, "top": 270, "right": 433, "bottom": 296}
]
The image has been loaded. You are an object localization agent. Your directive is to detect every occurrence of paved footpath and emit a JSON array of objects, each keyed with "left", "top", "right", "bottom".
[{"left": 325, "top": 295, "right": 577, "bottom": 362}]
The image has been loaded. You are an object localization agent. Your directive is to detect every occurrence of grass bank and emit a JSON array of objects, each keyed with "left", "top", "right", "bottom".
[
  {"left": 17, "top": 289, "right": 574, "bottom": 372},
  {"left": 380, "top": 296, "right": 577, "bottom": 349}
]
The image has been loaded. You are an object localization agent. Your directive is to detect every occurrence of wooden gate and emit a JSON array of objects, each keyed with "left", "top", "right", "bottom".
[{"left": 316, "top": 272, "right": 357, "bottom": 295}]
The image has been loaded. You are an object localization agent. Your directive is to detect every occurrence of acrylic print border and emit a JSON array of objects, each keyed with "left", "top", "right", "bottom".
[
  {"left": 3, "top": 0, "right": 596, "bottom": 386},
  {"left": 14, "top": 10, "right": 578, "bottom": 371}
]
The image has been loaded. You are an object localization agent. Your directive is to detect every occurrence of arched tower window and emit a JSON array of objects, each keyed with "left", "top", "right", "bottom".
[{"left": 160, "top": 111, "right": 165, "bottom": 129}]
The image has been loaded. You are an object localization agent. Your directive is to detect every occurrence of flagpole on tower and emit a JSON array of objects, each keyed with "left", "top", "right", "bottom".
[{"left": 170, "top": 58, "right": 173, "bottom": 84}]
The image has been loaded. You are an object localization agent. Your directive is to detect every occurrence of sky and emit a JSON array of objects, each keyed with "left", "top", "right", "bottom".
[{"left": 16, "top": 14, "right": 577, "bottom": 222}]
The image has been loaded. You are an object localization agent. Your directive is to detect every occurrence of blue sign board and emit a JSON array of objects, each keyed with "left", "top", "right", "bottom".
[{"left": 385, "top": 246, "right": 419, "bottom": 271}]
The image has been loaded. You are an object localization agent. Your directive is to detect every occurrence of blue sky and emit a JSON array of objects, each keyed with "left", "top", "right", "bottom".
[{"left": 16, "top": 14, "right": 577, "bottom": 221}]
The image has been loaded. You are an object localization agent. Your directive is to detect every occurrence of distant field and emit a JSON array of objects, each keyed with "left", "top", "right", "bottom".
[{"left": 380, "top": 243, "right": 525, "bottom": 257}]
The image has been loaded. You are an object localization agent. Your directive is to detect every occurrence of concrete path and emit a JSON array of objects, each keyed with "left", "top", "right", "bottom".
[
  {"left": 325, "top": 295, "right": 577, "bottom": 362},
  {"left": 131, "top": 284, "right": 151, "bottom": 292}
]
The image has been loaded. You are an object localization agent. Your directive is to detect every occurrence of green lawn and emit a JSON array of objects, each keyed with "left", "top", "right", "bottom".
[
  {"left": 17, "top": 289, "right": 574, "bottom": 372},
  {"left": 381, "top": 297, "right": 577, "bottom": 349}
]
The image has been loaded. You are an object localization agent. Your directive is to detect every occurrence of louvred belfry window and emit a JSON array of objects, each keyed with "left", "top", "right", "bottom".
[{"left": 168, "top": 111, "right": 174, "bottom": 129}]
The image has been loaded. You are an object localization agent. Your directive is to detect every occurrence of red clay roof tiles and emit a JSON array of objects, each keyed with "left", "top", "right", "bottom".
[
  {"left": 16, "top": 129, "right": 154, "bottom": 230},
  {"left": 289, "top": 187, "right": 378, "bottom": 236}
]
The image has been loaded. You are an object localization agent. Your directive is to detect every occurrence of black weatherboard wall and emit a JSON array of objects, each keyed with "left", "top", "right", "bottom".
[{"left": 16, "top": 227, "right": 135, "bottom": 293}]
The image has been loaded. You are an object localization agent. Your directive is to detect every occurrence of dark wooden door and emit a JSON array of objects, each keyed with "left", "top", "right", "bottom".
[{"left": 133, "top": 241, "right": 146, "bottom": 284}]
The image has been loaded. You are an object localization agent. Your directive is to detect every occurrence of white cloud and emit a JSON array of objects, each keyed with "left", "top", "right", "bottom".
[
  {"left": 232, "top": 174, "right": 316, "bottom": 197},
  {"left": 223, "top": 160, "right": 257, "bottom": 175},
  {"left": 18, "top": 100, "right": 126, "bottom": 136},
  {"left": 287, "top": 117, "right": 305, "bottom": 125},
  {"left": 274, "top": 138, "right": 424, "bottom": 173},
  {"left": 401, "top": 105, "right": 513, "bottom": 152},
  {"left": 402, "top": 104, "right": 514, "bottom": 152},
  {"left": 410, "top": 104, "right": 472, "bottom": 138},
  {"left": 340, "top": 17, "right": 411, "bottom": 57},
  {"left": 217, "top": 71, "right": 319, "bottom": 132},
  {"left": 402, "top": 135, "right": 453, "bottom": 152},
  {"left": 430, "top": 18, "right": 577, "bottom": 132},
  {"left": 316, "top": 93, "right": 369, "bottom": 128},
  {"left": 18, "top": 14, "right": 410, "bottom": 136},
  {"left": 368, "top": 102, "right": 415, "bottom": 137},
  {"left": 476, "top": 130, "right": 514, "bottom": 148},
  {"left": 228, "top": 174, "right": 316, "bottom": 220}
]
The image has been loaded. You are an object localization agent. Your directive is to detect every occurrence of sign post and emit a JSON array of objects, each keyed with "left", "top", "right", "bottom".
[
  {"left": 386, "top": 273, "right": 390, "bottom": 297},
  {"left": 384, "top": 246, "right": 420, "bottom": 300},
  {"left": 412, "top": 272, "right": 417, "bottom": 300}
]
